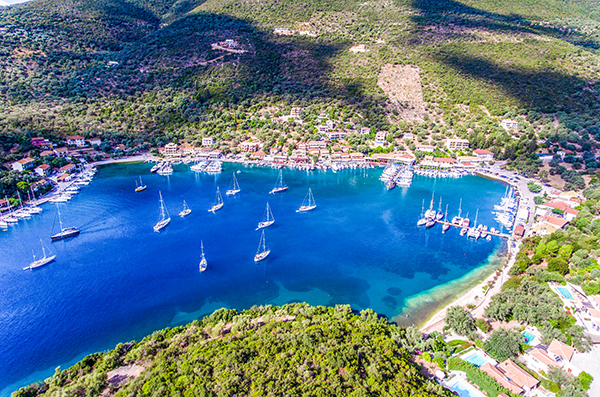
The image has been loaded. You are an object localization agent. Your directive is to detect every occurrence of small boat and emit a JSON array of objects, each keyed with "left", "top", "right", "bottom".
[
  {"left": 179, "top": 200, "right": 192, "bottom": 217},
  {"left": 199, "top": 240, "right": 207, "bottom": 272},
  {"left": 269, "top": 170, "right": 288, "bottom": 194},
  {"left": 425, "top": 219, "right": 436, "bottom": 228},
  {"left": 435, "top": 197, "right": 444, "bottom": 220},
  {"left": 417, "top": 199, "right": 428, "bottom": 226},
  {"left": 296, "top": 188, "right": 316, "bottom": 212},
  {"left": 386, "top": 180, "right": 396, "bottom": 190},
  {"left": 135, "top": 176, "right": 146, "bottom": 192},
  {"left": 257, "top": 202, "right": 275, "bottom": 230},
  {"left": 208, "top": 187, "right": 224, "bottom": 212},
  {"left": 0, "top": 220, "right": 7, "bottom": 229},
  {"left": 153, "top": 191, "right": 171, "bottom": 232},
  {"left": 486, "top": 235, "right": 492, "bottom": 241},
  {"left": 226, "top": 173, "right": 241, "bottom": 196},
  {"left": 24, "top": 239, "right": 56, "bottom": 270},
  {"left": 254, "top": 230, "right": 270, "bottom": 262},
  {"left": 50, "top": 204, "right": 80, "bottom": 241}
]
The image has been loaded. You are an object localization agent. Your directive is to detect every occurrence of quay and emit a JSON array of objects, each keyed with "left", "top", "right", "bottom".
[{"left": 434, "top": 220, "right": 512, "bottom": 239}]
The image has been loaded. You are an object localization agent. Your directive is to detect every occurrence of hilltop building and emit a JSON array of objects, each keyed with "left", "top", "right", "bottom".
[
  {"left": 12, "top": 157, "right": 35, "bottom": 172},
  {"left": 66, "top": 136, "right": 86, "bottom": 147},
  {"left": 445, "top": 138, "right": 470, "bottom": 151}
]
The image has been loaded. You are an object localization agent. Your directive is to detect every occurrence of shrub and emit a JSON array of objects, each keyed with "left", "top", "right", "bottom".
[
  {"left": 475, "top": 318, "right": 490, "bottom": 332},
  {"left": 582, "top": 281, "right": 600, "bottom": 295},
  {"left": 578, "top": 372, "right": 593, "bottom": 390},
  {"left": 444, "top": 306, "right": 478, "bottom": 339},
  {"left": 548, "top": 258, "right": 569, "bottom": 275},
  {"left": 484, "top": 329, "right": 523, "bottom": 362}
]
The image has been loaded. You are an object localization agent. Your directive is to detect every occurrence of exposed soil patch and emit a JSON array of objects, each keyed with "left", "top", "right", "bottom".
[{"left": 377, "top": 64, "right": 427, "bottom": 122}]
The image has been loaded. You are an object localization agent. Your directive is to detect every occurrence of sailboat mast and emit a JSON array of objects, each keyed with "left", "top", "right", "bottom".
[
  {"left": 458, "top": 198, "right": 462, "bottom": 217},
  {"left": 56, "top": 204, "right": 64, "bottom": 230}
]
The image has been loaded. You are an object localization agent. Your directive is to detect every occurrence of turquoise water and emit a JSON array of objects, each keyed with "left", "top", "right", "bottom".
[
  {"left": 0, "top": 163, "right": 507, "bottom": 395},
  {"left": 557, "top": 287, "right": 574, "bottom": 300},
  {"left": 461, "top": 349, "right": 494, "bottom": 367},
  {"left": 523, "top": 331, "right": 536, "bottom": 344},
  {"left": 449, "top": 378, "right": 483, "bottom": 397}
]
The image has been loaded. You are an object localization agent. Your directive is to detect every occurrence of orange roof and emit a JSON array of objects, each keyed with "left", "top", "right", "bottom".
[
  {"left": 434, "top": 157, "right": 456, "bottom": 163},
  {"left": 474, "top": 149, "right": 494, "bottom": 155},
  {"left": 546, "top": 201, "right": 569, "bottom": 211},
  {"left": 548, "top": 340, "right": 575, "bottom": 361},
  {"left": 588, "top": 308, "right": 600, "bottom": 319},
  {"left": 17, "top": 157, "right": 35, "bottom": 164},
  {"left": 540, "top": 215, "right": 569, "bottom": 228},
  {"left": 58, "top": 164, "right": 75, "bottom": 172},
  {"left": 498, "top": 360, "right": 539, "bottom": 389},
  {"left": 593, "top": 296, "right": 600, "bottom": 307},
  {"left": 67, "top": 135, "right": 84, "bottom": 140},
  {"left": 565, "top": 208, "right": 579, "bottom": 215},
  {"left": 37, "top": 164, "right": 50, "bottom": 169},
  {"left": 528, "top": 348, "right": 559, "bottom": 368},
  {"left": 480, "top": 363, "right": 523, "bottom": 395}
]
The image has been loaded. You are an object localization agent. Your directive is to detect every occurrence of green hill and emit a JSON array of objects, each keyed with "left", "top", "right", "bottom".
[{"left": 13, "top": 304, "right": 451, "bottom": 397}]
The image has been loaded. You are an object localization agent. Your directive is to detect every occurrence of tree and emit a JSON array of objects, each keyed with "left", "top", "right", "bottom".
[
  {"left": 528, "top": 182, "right": 542, "bottom": 193},
  {"left": 547, "top": 258, "right": 569, "bottom": 275},
  {"left": 444, "top": 306, "right": 477, "bottom": 339},
  {"left": 483, "top": 328, "right": 522, "bottom": 361},
  {"left": 558, "top": 245, "right": 573, "bottom": 260}
]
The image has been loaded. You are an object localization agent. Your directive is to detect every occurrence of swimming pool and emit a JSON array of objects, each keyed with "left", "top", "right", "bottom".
[
  {"left": 448, "top": 378, "right": 485, "bottom": 397},
  {"left": 523, "top": 331, "right": 536, "bottom": 344},
  {"left": 557, "top": 287, "right": 574, "bottom": 300},
  {"left": 461, "top": 350, "right": 496, "bottom": 367}
]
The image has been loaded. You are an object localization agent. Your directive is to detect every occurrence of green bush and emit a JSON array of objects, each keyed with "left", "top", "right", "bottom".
[
  {"left": 548, "top": 258, "right": 569, "bottom": 275},
  {"left": 484, "top": 329, "right": 523, "bottom": 362},
  {"left": 582, "top": 281, "right": 600, "bottom": 295},
  {"left": 578, "top": 371, "right": 593, "bottom": 390}
]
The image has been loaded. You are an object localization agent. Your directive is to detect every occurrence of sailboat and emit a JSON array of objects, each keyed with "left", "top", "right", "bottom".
[
  {"left": 208, "top": 187, "right": 224, "bottom": 212},
  {"left": 179, "top": 200, "right": 192, "bottom": 217},
  {"left": 199, "top": 240, "right": 207, "bottom": 272},
  {"left": 435, "top": 197, "right": 444, "bottom": 220},
  {"left": 451, "top": 198, "right": 463, "bottom": 225},
  {"left": 269, "top": 170, "right": 288, "bottom": 194},
  {"left": 417, "top": 199, "right": 428, "bottom": 226},
  {"left": 467, "top": 209, "right": 480, "bottom": 239},
  {"left": 24, "top": 239, "right": 56, "bottom": 270},
  {"left": 135, "top": 176, "right": 146, "bottom": 192},
  {"left": 442, "top": 204, "right": 450, "bottom": 233},
  {"left": 226, "top": 173, "right": 241, "bottom": 196},
  {"left": 254, "top": 229, "right": 270, "bottom": 262},
  {"left": 153, "top": 191, "right": 171, "bottom": 232},
  {"left": 296, "top": 188, "right": 316, "bottom": 212},
  {"left": 257, "top": 202, "right": 275, "bottom": 230},
  {"left": 50, "top": 204, "right": 80, "bottom": 241}
]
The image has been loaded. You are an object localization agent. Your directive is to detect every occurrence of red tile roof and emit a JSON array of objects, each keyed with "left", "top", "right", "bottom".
[
  {"left": 548, "top": 340, "right": 575, "bottom": 362},
  {"left": 540, "top": 215, "right": 569, "bottom": 228},
  {"left": 546, "top": 201, "right": 569, "bottom": 211},
  {"left": 474, "top": 149, "right": 494, "bottom": 155}
]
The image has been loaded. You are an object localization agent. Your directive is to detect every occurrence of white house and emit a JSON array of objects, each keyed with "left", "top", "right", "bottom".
[
  {"left": 12, "top": 157, "right": 35, "bottom": 172},
  {"left": 35, "top": 164, "right": 51, "bottom": 177},
  {"left": 501, "top": 119, "right": 519, "bottom": 131},
  {"left": 326, "top": 131, "right": 347, "bottom": 140},
  {"left": 66, "top": 136, "right": 86, "bottom": 147},
  {"left": 445, "top": 138, "right": 470, "bottom": 151},
  {"left": 473, "top": 149, "right": 494, "bottom": 161},
  {"left": 375, "top": 131, "right": 388, "bottom": 144},
  {"left": 163, "top": 143, "right": 178, "bottom": 156},
  {"left": 202, "top": 137, "right": 214, "bottom": 147}
]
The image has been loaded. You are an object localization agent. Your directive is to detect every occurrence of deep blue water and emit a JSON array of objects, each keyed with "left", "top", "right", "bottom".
[{"left": 0, "top": 163, "right": 507, "bottom": 395}]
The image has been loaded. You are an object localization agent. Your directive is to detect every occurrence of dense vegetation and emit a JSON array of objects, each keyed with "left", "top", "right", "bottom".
[{"left": 14, "top": 304, "right": 451, "bottom": 397}]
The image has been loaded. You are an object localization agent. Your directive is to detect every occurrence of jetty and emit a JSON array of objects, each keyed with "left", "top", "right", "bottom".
[{"left": 434, "top": 219, "right": 512, "bottom": 239}]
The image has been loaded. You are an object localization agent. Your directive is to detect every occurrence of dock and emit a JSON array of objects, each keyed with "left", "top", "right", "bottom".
[{"left": 434, "top": 220, "right": 512, "bottom": 239}]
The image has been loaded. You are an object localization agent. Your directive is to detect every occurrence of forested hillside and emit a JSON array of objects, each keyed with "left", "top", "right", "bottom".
[
  {"left": 2, "top": 0, "right": 600, "bottom": 185},
  {"left": 13, "top": 304, "right": 451, "bottom": 396}
]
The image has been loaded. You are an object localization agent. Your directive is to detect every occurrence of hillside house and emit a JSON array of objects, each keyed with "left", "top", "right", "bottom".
[
  {"left": 360, "top": 127, "right": 371, "bottom": 135},
  {"left": 501, "top": 119, "right": 519, "bottom": 131},
  {"left": 31, "top": 137, "right": 52, "bottom": 149},
  {"left": 40, "top": 150, "right": 55, "bottom": 157},
  {"left": 308, "top": 141, "right": 327, "bottom": 150},
  {"left": 202, "top": 137, "right": 214, "bottom": 147},
  {"left": 474, "top": 149, "right": 494, "bottom": 161},
  {"left": 66, "top": 136, "right": 86, "bottom": 147},
  {"left": 12, "top": 157, "right": 35, "bottom": 172},
  {"left": 58, "top": 164, "right": 76, "bottom": 174},
  {"left": 445, "top": 138, "right": 470, "bottom": 151},
  {"left": 163, "top": 143, "right": 178, "bottom": 157},
  {"left": 480, "top": 360, "right": 539, "bottom": 395},
  {"left": 88, "top": 138, "right": 102, "bottom": 146},
  {"left": 326, "top": 131, "right": 347, "bottom": 140},
  {"left": 54, "top": 147, "right": 69, "bottom": 158},
  {"left": 415, "top": 144, "right": 436, "bottom": 153},
  {"left": 35, "top": 164, "right": 51, "bottom": 177},
  {"left": 273, "top": 28, "right": 293, "bottom": 35},
  {"left": 290, "top": 108, "right": 302, "bottom": 118},
  {"left": 375, "top": 131, "right": 388, "bottom": 144},
  {"left": 240, "top": 141, "right": 262, "bottom": 152}
]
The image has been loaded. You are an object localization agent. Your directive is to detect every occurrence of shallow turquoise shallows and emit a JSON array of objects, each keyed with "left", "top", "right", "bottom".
[{"left": 0, "top": 163, "right": 507, "bottom": 395}]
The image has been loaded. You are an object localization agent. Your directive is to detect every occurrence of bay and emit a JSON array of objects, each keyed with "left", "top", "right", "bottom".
[{"left": 0, "top": 163, "right": 507, "bottom": 395}]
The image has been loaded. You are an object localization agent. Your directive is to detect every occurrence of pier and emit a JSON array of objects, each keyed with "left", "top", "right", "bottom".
[{"left": 434, "top": 220, "right": 512, "bottom": 239}]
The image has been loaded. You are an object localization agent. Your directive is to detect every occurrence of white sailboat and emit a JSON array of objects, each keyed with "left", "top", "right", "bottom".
[
  {"left": 417, "top": 199, "right": 428, "bottom": 226},
  {"left": 296, "top": 188, "right": 316, "bottom": 212},
  {"left": 24, "top": 239, "right": 56, "bottom": 270},
  {"left": 257, "top": 202, "right": 275, "bottom": 230},
  {"left": 153, "top": 191, "right": 171, "bottom": 232},
  {"left": 254, "top": 229, "right": 270, "bottom": 262},
  {"left": 435, "top": 197, "right": 444, "bottom": 220},
  {"left": 451, "top": 198, "right": 463, "bottom": 225},
  {"left": 467, "top": 209, "right": 480, "bottom": 239},
  {"left": 208, "top": 187, "right": 224, "bottom": 212},
  {"left": 50, "top": 204, "right": 80, "bottom": 241},
  {"left": 269, "top": 170, "right": 288, "bottom": 194},
  {"left": 226, "top": 173, "right": 241, "bottom": 196},
  {"left": 179, "top": 200, "right": 192, "bottom": 217},
  {"left": 442, "top": 204, "right": 450, "bottom": 233},
  {"left": 199, "top": 240, "right": 207, "bottom": 272},
  {"left": 135, "top": 176, "right": 146, "bottom": 192}
]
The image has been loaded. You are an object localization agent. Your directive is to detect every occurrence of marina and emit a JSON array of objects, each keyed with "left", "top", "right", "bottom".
[{"left": 0, "top": 162, "right": 509, "bottom": 395}]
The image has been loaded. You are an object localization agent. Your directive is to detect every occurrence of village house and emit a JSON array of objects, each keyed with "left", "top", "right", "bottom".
[
  {"left": 250, "top": 151, "right": 265, "bottom": 160},
  {"left": 88, "top": 138, "right": 102, "bottom": 147},
  {"left": 433, "top": 157, "right": 457, "bottom": 168},
  {"left": 403, "top": 133, "right": 415, "bottom": 140},
  {"left": 473, "top": 149, "right": 494, "bottom": 162},
  {"left": 501, "top": 119, "right": 519, "bottom": 131},
  {"left": 375, "top": 131, "right": 388, "bottom": 144},
  {"left": 539, "top": 215, "right": 569, "bottom": 229},
  {"left": 457, "top": 155, "right": 483, "bottom": 164},
  {"left": 35, "top": 164, "right": 51, "bottom": 177},
  {"left": 273, "top": 27, "right": 293, "bottom": 35},
  {"left": 240, "top": 140, "right": 262, "bottom": 152},
  {"left": 54, "top": 147, "right": 69, "bottom": 158},
  {"left": 524, "top": 339, "right": 580, "bottom": 376},
  {"left": 31, "top": 137, "right": 52, "bottom": 149},
  {"left": 31, "top": 179, "right": 53, "bottom": 192},
  {"left": 326, "top": 131, "right": 347, "bottom": 140},
  {"left": 163, "top": 143, "right": 178, "bottom": 157},
  {"left": 290, "top": 108, "right": 302, "bottom": 118},
  {"left": 445, "top": 138, "right": 470, "bottom": 151},
  {"left": 40, "top": 150, "right": 55, "bottom": 157},
  {"left": 202, "top": 137, "right": 214, "bottom": 147},
  {"left": 66, "top": 136, "right": 86, "bottom": 147},
  {"left": 177, "top": 143, "right": 197, "bottom": 157},
  {"left": 415, "top": 144, "right": 436, "bottom": 153},
  {"left": 58, "top": 164, "right": 76, "bottom": 175},
  {"left": 316, "top": 125, "right": 329, "bottom": 134},
  {"left": 308, "top": 141, "right": 327, "bottom": 150},
  {"left": 12, "top": 157, "right": 35, "bottom": 172},
  {"left": 360, "top": 127, "right": 371, "bottom": 135}
]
